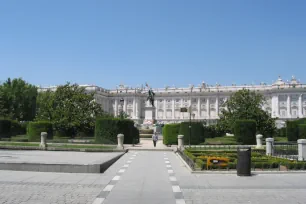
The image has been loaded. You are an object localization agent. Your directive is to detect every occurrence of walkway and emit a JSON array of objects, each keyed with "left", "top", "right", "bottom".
[{"left": 125, "top": 138, "right": 176, "bottom": 151}]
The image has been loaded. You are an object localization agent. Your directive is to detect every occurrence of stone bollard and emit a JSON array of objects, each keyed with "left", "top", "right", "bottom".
[
  {"left": 117, "top": 134, "right": 124, "bottom": 149},
  {"left": 265, "top": 138, "right": 274, "bottom": 156},
  {"left": 297, "top": 139, "right": 306, "bottom": 161},
  {"left": 39, "top": 132, "right": 48, "bottom": 149},
  {"left": 256, "top": 134, "right": 263, "bottom": 149},
  {"left": 177, "top": 135, "right": 184, "bottom": 150}
]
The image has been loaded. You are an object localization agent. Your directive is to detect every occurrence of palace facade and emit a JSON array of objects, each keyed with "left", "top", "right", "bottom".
[{"left": 39, "top": 76, "right": 306, "bottom": 128}]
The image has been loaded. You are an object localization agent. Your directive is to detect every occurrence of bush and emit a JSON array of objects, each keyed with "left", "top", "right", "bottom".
[
  {"left": 195, "top": 158, "right": 205, "bottom": 170},
  {"left": 11, "top": 135, "right": 29, "bottom": 142},
  {"left": 234, "top": 120, "right": 256, "bottom": 145},
  {"left": 162, "top": 124, "right": 180, "bottom": 145},
  {"left": 95, "top": 118, "right": 137, "bottom": 144},
  {"left": 286, "top": 121, "right": 299, "bottom": 141},
  {"left": 298, "top": 124, "right": 306, "bottom": 139},
  {"left": 203, "top": 126, "right": 216, "bottom": 138},
  {"left": 179, "top": 122, "right": 204, "bottom": 145},
  {"left": 0, "top": 119, "right": 11, "bottom": 138},
  {"left": 27, "top": 121, "right": 53, "bottom": 142},
  {"left": 139, "top": 129, "right": 154, "bottom": 134},
  {"left": 279, "top": 127, "right": 287, "bottom": 137}
]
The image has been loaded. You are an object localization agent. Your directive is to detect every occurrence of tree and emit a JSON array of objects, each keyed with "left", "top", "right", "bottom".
[
  {"left": 36, "top": 83, "right": 108, "bottom": 136},
  {"left": 0, "top": 78, "right": 37, "bottom": 121},
  {"left": 219, "top": 89, "right": 276, "bottom": 137}
]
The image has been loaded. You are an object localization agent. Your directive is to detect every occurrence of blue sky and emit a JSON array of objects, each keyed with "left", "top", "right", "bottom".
[{"left": 0, "top": 0, "right": 305, "bottom": 89}]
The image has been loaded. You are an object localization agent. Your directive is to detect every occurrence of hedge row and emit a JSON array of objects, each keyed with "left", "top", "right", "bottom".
[
  {"left": 298, "top": 124, "right": 306, "bottom": 139},
  {"left": 234, "top": 120, "right": 256, "bottom": 145},
  {"left": 27, "top": 121, "right": 53, "bottom": 142},
  {"left": 0, "top": 119, "right": 28, "bottom": 138},
  {"left": 162, "top": 124, "right": 180, "bottom": 145},
  {"left": 286, "top": 118, "right": 306, "bottom": 141},
  {"left": 95, "top": 118, "right": 139, "bottom": 144}
]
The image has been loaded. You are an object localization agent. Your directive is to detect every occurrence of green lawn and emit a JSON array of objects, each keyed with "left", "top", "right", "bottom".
[
  {"left": 203, "top": 136, "right": 288, "bottom": 145},
  {"left": 203, "top": 136, "right": 238, "bottom": 145},
  {"left": 0, "top": 141, "right": 115, "bottom": 149}
]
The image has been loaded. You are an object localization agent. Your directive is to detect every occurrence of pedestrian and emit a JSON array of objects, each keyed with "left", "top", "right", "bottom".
[{"left": 152, "top": 132, "right": 158, "bottom": 147}]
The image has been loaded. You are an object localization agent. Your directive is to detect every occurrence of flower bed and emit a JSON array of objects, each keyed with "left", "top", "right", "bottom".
[{"left": 183, "top": 148, "right": 306, "bottom": 171}]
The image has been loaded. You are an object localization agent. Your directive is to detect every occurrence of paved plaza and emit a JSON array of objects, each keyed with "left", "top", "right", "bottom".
[{"left": 0, "top": 150, "right": 306, "bottom": 204}]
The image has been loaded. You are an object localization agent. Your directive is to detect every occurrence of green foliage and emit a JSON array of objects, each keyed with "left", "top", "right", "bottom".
[
  {"left": 162, "top": 124, "right": 180, "bottom": 145},
  {"left": 286, "top": 121, "right": 299, "bottom": 141},
  {"left": 95, "top": 118, "right": 137, "bottom": 144},
  {"left": 219, "top": 89, "right": 276, "bottom": 137},
  {"left": 179, "top": 122, "right": 204, "bottom": 145},
  {"left": 298, "top": 124, "right": 306, "bottom": 139},
  {"left": 0, "top": 78, "right": 37, "bottom": 121},
  {"left": 0, "top": 119, "right": 11, "bottom": 138},
  {"left": 139, "top": 129, "right": 154, "bottom": 134},
  {"left": 278, "top": 127, "right": 287, "bottom": 137},
  {"left": 203, "top": 126, "right": 216, "bottom": 138},
  {"left": 36, "top": 83, "right": 108, "bottom": 137},
  {"left": 27, "top": 121, "right": 53, "bottom": 142},
  {"left": 11, "top": 135, "right": 29, "bottom": 142},
  {"left": 234, "top": 120, "right": 256, "bottom": 145}
]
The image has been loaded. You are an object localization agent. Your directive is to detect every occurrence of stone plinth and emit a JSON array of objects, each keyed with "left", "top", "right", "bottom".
[
  {"left": 298, "top": 139, "right": 306, "bottom": 161},
  {"left": 39, "top": 132, "right": 48, "bottom": 150},
  {"left": 266, "top": 138, "right": 274, "bottom": 156},
  {"left": 117, "top": 134, "right": 124, "bottom": 149},
  {"left": 256, "top": 134, "right": 263, "bottom": 149},
  {"left": 177, "top": 135, "right": 184, "bottom": 150}
]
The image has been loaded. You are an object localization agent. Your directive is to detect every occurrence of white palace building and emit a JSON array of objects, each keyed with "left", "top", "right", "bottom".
[{"left": 40, "top": 76, "right": 306, "bottom": 128}]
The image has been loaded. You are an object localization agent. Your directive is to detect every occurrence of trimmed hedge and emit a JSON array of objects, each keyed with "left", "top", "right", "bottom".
[
  {"left": 203, "top": 126, "right": 216, "bottom": 138},
  {"left": 234, "top": 120, "right": 256, "bottom": 145},
  {"left": 179, "top": 122, "right": 204, "bottom": 145},
  {"left": 95, "top": 118, "right": 138, "bottom": 144},
  {"left": 162, "top": 124, "right": 180, "bottom": 145},
  {"left": 0, "top": 119, "right": 11, "bottom": 138},
  {"left": 298, "top": 124, "right": 306, "bottom": 139},
  {"left": 279, "top": 127, "right": 287, "bottom": 137},
  {"left": 27, "top": 121, "right": 53, "bottom": 142},
  {"left": 139, "top": 129, "right": 154, "bottom": 134},
  {"left": 286, "top": 121, "right": 299, "bottom": 141}
]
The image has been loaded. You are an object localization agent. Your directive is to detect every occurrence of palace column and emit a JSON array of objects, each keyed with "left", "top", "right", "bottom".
[
  {"left": 163, "top": 99, "right": 166, "bottom": 119},
  {"left": 287, "top": 95, "right": 291, "bottom": 118},
  {"left": 114, "top": 99, "right": 118, "bottom": 116},
  {"left": 123, "top": 98, "right": 127, "bottom": 113},
  {"left": 197, "top": 98, "right": 201, "bottom": 119},
  {"left": 133, "top": 97, "right": 136, "bottom": 119},
  {"left": 206, "top": 98, "right": 210, "bottom": 119},
  {"left": 155, "top": 99, "right": 158, "bottom": 119},
  {"left": 216, "top": 97, "right": 219, "bottom": 118},
  {"left": 172, "top": 99, "right": 175, "bottom": 119},
  {"left": 180, "top": 99, "right": 183, "bottom": 119},
  {"left": 299, "top": 94, "right": 303, "bottom": 117}
]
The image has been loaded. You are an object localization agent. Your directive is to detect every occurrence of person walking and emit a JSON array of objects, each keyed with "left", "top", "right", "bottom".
[{"left": 152, "top": 132, "right": 158, "bottom": 147}]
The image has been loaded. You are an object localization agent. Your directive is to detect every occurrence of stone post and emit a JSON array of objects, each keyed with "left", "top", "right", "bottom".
[
  {"left": 117, "top": 134, "right": 124, "bottom": 149},
  {"left": 177, "top": 135, "right": 184, "bottom": 150},
  {"left": 298, "top": 139, "right": 306, "bottom": 161},
  {"left": 265, "top": 138, "right": 274, "bottom": 156},
  {"left": 39, "top": 132, "right": 47, "bottom": 149},
  {"left": 256, "top": 134, "right": 263, "bottom": 149}
]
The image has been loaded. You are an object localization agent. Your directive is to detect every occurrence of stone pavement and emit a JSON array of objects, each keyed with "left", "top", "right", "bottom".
[
  {"left": 125, "top": 138, "right": 176, "bottom": 151},
  {"left": 1, "top": 151, "right": 306, "bottom": 204}
]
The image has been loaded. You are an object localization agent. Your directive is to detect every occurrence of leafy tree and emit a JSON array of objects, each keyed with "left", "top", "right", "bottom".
[
  {"left": 0, "top": 78, "right": 37, "bottom": 121},
  {"left": 219, "top": 89, "right": 276, "bottom": 137},
  {"left": 36, "top": 83, "right": 108, "bottom": 136}
]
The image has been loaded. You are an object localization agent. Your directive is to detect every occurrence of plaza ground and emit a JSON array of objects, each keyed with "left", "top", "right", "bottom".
[{"left": 1, "top": 143, "right": 306, "bottom": 204}]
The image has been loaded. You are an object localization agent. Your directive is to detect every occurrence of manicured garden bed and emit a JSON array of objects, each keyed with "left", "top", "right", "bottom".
[{"left": 183, "top": 148, "right": 306, "bottom": 171}]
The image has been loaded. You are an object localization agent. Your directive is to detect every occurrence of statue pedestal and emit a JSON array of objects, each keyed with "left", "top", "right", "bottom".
[{"left": 143, "top": 105, "right": 155, "bottom": 125}]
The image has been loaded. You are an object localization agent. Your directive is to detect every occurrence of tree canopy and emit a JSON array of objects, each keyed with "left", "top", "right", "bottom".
[
  {"left": 36, "top": 83, "right": 109, "bottom": 136},
  {"left": 219, "top": 89, "right": 276, "bottom": 137},
  {"left": 0, "top": 78, "right": 37, "bottom": 121}
]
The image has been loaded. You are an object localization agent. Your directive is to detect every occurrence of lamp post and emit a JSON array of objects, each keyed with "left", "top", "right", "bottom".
[{"left": 119, "top": 98, "right": 124, "bottom": 119}]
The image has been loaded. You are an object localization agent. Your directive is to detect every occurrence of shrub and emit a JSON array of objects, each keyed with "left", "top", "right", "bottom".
[
  {"left": 279, "top": 127, "right": 287, "bottom": 137},
  {"left": 27, "top": 121, "right": 53, "bottom": 142},
  {"left": 0, "top": 119, "right": 11, "bottom": 138},
  {"left": 195, "top": 158, "right": 205, "bottom": 170},
  {"left": 11, "top": 135, "right": 29, "bottom": 142},
  {"left": 139, "top": 129, "right": 154, "bottom": 134},
  {"left": 286, "top": 121, "right": 299, "bottom": 141},
  {"left": 162, "top": 124, "right": 180, "bottom": 145},
  {"left": 95, "top": 118, "right": 136, "bottom": 144},
  {"left": 203, "top": 126, "right": 216, "bottom": 138},
  {"left": 179, "top": 122, "right": 204, "bottom": 145},
  {"left": 298, "top": 124, "right": 306, "bottom": 139},
  {"left": 234, "top": 120, "right": 256, "bottom": 145}
]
